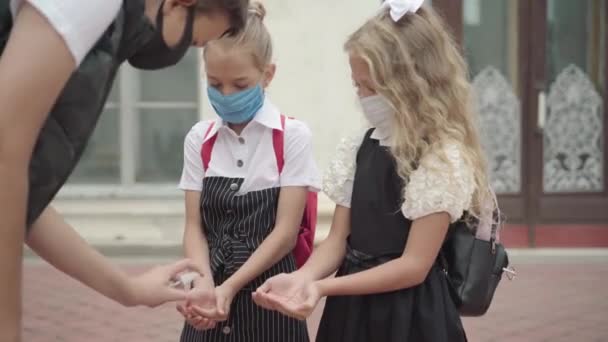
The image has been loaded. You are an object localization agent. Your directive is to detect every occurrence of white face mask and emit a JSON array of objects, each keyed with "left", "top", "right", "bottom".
[{"left": 359, "top": 94, "right": 394, "bottom": 139}]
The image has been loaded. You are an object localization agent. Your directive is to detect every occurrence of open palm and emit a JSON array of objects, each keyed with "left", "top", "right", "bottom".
[
  {"left": 253, "top": 272, "right": 320, "bottom": 319},
  {"left": 266, "top": 281, "right": 321, "bottom": 320},
  {"left": 253, "top": 273, "right": 307, "bottom": 309}
]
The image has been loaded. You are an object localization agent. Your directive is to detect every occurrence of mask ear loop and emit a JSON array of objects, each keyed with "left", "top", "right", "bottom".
[
  {"left": 154, "top": 0, "right": 166, "bottom": 33},
  {"left": 155, "top": 0, "right": 196, "bottom": 49}
]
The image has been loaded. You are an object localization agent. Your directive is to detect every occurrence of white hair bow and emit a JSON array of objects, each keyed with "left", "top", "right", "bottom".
[{"left": 382, "top": 0, "right": 424, "bottom": 22}]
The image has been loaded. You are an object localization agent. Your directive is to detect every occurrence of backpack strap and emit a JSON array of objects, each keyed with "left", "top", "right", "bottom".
[
  {"left": 272, "top": 115, "right": 287, "bottom": 173},
  {"left": 200, "top": 122, "right": 217, "bottom": 171}
]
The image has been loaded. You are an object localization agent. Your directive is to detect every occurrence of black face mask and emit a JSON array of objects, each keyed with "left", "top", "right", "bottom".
[{"left": 128, "top": 1, "right": 195, "bottom": 70}]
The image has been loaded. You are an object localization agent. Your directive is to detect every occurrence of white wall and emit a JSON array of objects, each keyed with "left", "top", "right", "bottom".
[{"left": 202, "top": 0, "right": 379, "bottom": 171}]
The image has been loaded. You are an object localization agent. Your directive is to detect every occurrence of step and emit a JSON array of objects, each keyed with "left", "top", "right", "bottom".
[
  {"left": 25, "top": 220, "right": 332, "bottom": 258},
  {"left": 53, "top": 195, "right": 336, "bottom": 219},
  {"left": 25, "top": 196, "right": 335, "bottom": 258},
  {"left": 27, "top": 198, "right": 608, "bottom": 262}
]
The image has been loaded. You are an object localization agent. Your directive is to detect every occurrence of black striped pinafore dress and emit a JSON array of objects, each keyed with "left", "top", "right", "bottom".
[{"left": 180, "top": 175, "right": 309, "bottom": 342}]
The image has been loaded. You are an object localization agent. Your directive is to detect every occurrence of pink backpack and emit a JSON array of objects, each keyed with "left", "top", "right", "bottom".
[{"left": 200, "top": 115, "right": 318, "bottom": 268}]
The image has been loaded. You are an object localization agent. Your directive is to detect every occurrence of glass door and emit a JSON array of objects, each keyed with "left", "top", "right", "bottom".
[
  {"left": 461, "top": 0, "right": 528, "bottom": 223},
  {"left": 441, "top": 0, "right": 608, "bottom": 246},
  {"left": 528, "top": 0, "right": 608, "bottom": 225}
]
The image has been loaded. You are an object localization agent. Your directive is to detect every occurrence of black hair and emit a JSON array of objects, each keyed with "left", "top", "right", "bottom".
[{"left": 196, "top": 0, "right": 249, "bottom": 34}]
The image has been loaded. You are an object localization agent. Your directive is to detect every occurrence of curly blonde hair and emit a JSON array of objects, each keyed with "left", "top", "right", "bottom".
[{"left": 344, "top": 5, "right": 493, "bottom": 221}]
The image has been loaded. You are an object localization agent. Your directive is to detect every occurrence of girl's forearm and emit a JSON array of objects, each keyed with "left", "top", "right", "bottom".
[
  {"left": 296, "top": 235, "right": 347, "bottom": 281},
  {"left": 316, "top": 213, "right": 450, "bottom": 297},
  {"left": 183, "top": 223, "right": 213, "bottom": 282},
  {"left": 222, "top": 229, "right": 296, "bottom": 291},
  {"left": 297, "top": 205, "right": 351, "bottom": 281},
  {"left": 316, "top": 255, "right": 427, "bottom": 297}
]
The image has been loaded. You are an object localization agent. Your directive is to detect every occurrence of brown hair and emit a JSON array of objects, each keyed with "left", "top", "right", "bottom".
[
  {"left": 204, "top": 2, "right": 272, "bottom": 71},
  {"left": 195, "top": 0, "right": 250, "bottom": 35},
  {"left": 345, "top": 5, "right": 493, "bottom": 221}
]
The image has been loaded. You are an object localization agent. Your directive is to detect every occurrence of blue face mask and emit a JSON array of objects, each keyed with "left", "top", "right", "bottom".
[{"left": 207, "top": 84, "right": 264, "bottom": 124}]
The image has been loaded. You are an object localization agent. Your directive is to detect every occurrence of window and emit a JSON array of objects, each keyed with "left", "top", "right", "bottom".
[
  {"left": 69, "top": 85, "right": 121, "bottom": 183},
  {"left": 67, "top": 49, "right": 202, "bottom": 187}
]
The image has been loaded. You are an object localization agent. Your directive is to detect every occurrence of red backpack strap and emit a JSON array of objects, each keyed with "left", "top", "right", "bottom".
[
  {"left": 273, "top": 114, "right": 317, "bottom": 268},
  {"left": 200, "top": 122, "right": 217, "bottom": 171},
  {"left": 272, "top": 115, "right": 287, "bottom": 173}
]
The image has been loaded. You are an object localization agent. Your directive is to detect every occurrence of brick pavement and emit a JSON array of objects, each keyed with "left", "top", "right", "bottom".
[{"left": 22, "top": 260, "right": 608, "bottom": 342}]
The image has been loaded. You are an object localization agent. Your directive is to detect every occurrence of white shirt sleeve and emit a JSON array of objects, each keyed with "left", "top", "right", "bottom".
[
  {"left": 402, "top": 142, "right": 475, "bottom": 223},
  {"left": 280, "top": 119, "right": 321, "bottom": 191},
  {"left": 321, "top": 130, "right": 365, "bottom": 208},
  {"left": 178, "top": 122, "right": 208, "bottom": 192},
  {"left": 11, "top": 0, "right": 122, "bottom": 65}
]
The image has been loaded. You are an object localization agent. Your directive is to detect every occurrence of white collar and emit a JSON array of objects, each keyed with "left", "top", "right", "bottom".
[
  {"left": 204, "top": 96, "right": 282, "bottom": 142},
  {"left": 370, "top": 127, "right": 392, "bottom": 147}
]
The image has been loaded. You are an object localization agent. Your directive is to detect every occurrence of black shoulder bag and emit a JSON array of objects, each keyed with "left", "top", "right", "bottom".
[{"left": 440, "top": 198, "right": 516, "bottom": 317}]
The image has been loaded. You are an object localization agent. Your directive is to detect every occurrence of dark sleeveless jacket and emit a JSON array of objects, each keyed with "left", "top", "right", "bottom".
[{"left": 0, "top": 0, "right": 157, "bottom": 230}]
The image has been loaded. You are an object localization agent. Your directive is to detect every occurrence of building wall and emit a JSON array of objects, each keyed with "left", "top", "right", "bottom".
[{"left": 62, "top": 0, "right": 392, "bottom": 196}]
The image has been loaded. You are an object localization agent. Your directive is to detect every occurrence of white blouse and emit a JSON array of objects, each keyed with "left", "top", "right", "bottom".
[
  {"left": 323, "top": 130, "right": 475, "bottom": 223},
  {"left": 10, "top": 0, "right": 122, "bottom": 65},
  {"left": 180, "top": 98, "right": 321, "bottom": 194}
]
